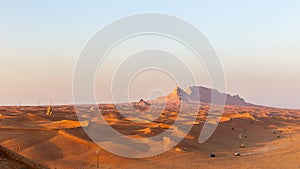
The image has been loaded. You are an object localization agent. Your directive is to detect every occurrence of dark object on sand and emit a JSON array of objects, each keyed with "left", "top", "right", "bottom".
[
  {"left": 234, "top": 152, "right": 241, "bottom": 156},
  {"left": 209, "top": 154, "right": 216, "bottom": 157}
]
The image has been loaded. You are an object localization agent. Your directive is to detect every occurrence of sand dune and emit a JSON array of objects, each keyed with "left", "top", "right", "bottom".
[{"left": 0, "top": 102, "right": 299, "bottom": 168}]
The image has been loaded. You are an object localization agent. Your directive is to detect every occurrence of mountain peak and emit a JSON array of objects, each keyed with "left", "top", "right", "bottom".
[
  {"left": 164, "top": 86, "right": 253, "bottom": 106},
  {"left": 134, "top": 98, "right": 151, "bottom": 111},
  {"left": 168, "top": 86, "right": 191, "bottom": 101},
  {"left": 137, "top": 99, "right": 151, "bottom": 106}
]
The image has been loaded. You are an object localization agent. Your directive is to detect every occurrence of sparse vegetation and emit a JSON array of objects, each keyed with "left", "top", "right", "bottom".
[
  {"left": 239, "top": 133, "right": 245, "bottom": 148},
  {"left": 96, "top": 148, "right": 100, "bottom": 168},
  {"left": 46, "top": 105, "right": 53, "bottom": 117}
]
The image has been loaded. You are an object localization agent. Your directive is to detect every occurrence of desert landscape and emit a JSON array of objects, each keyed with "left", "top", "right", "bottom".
[
  {"left": 2, "top": 1, "right": 300, "bottom": 168},
  {"left": 0, "top": 86, "right": 299, "bottom": 169}
]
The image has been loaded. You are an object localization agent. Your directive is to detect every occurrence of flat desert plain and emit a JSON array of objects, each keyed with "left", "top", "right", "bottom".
[{"left": 0, "top": 102, "right": 299, "bottom": 169}]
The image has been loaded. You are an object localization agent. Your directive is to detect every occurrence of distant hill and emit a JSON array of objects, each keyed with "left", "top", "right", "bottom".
[
  {"left": 133, "top": 99, "right": 151, "bottom": 111},
  {"left": 156, "top": 86, "right": 254, "bottom": 107}
]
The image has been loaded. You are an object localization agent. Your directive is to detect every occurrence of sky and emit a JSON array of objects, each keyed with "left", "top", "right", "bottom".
[{"left": 0, "top": 0, "right": 300, "bottom": 109}]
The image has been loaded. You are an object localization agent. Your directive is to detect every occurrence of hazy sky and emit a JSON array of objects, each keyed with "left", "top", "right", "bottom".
[{"left": 1, "top": 1, "right": 300, "bottom": 109}]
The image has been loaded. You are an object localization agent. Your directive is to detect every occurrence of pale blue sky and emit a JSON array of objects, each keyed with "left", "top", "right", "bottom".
[{"left": 0, "top": 1, "right": 300, "bottom": 108}]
